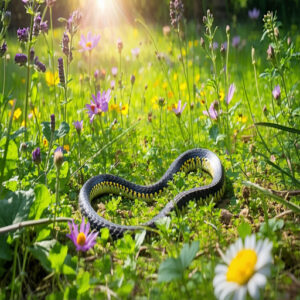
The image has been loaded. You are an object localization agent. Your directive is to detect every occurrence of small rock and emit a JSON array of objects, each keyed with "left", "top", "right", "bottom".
[{"left": 220, "top": 209, "right": 233, "bottom": 225}]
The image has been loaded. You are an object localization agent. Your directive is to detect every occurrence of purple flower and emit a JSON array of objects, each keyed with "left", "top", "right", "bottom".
[
  {"left": 248, "top": 8, "right": 260, "bottom": 20},
  {"left": 34, "top": 56, "right": 46, "bottom": 72},
  {"left": 15, "top": 53, "right": 27, "bottom": 66},
  {"left": 62, "top": 32, "right": 72, "bottom": 60},
  {"left": 32, "top": 147, "right": 41, "bottom": 164},
  {"left": 94, "top": 69, "right": 99, "bottom": 80},
  {"left": 86, "top": 90, "right": 111, "bottom": 123},
  {"left": 79, "top": 32, "right": 100, "bottom": 52},
  {"left": 131, "top": 47, "right": 140, "bottom": 58},
  {"left": 46, "top": 0, "right": 56, "bottom": 7},
  {"left": 66, "top": 10, "right": 82, "bottom": 35},
  {"left": 117, "top": 39, "right": 123, "bottom": 53},
  {"left": 272, "top": 85, "right": 280, "bottom": 100},
  {"left": 226, "top": 83, "right": 236, "bottom": 105},
  {"left": 111, "top": 67, "right": 117, "bottom": 77},
  {"left": 212, "top": 42, "right": 219, "bottom": 50},
  {"left": 40, "top": 21, "right": 48, "bottom": 34},
  {"left": 17, "top": 27, "right": 29, "bottom": 43},
  {"left": 232, "top": 36, "right": 240, "bottom": 48},
  {"left": 110, "top": 80, "right": 115, "bottom": 90},
  {"left": 58, "top": 57, "right": 65, "bottom": 85},
  {"left": 66, "top": 217, "right": 98, "bottom": 252},
  {"left": 29, "top": 48, "right": 35, "bottom": 62},
  {"left": 73, "top": 120, "right": 83, "bottom": 134},
  {"left": 51, "top": 114, "right": 55, "bottom": 132},
  {"left": 0, "top": 42, "right": 7, "bottom": 57},
  {"left": 173, "top": 99, "right": 187, "bottom": 117},
  {"left": 170, "top": 0, "right": 184, "bottom": 28},
  {"left": 203, "top": 100, "right": 221, "bottom": 120},
  {"left": 33, "top": 13, "right": 41, "bottom": 36},
  {"left": 130, "top": 74, "right": 136, "bottom": 85}
]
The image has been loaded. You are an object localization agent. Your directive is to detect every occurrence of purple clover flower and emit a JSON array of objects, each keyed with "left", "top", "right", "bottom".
[
  {"left": 66, "top": 218, "right": 98, "bottom": 252},
  {"left": 272, "top": 85, "right": 280, "bottom": 100},
  {"left": 248, "top": 8, "right": 260, "bottom": 20},
  {"left": 173, "top": 99, "right": 187, "bottom": 117},
  {"left": 130, "top": 74, "right": 136, "bottom": 85},
  {"left": 32, "top": 147, "right": 41, "bottom": 164},
  {"left": 79, "top": 32, "right": 100, "bottom": 52},
  {"left": 226, "top": 83, "right": 236, "bottom": 105},
  {"left": 73, "top": 120, "right": 83, "bottom": 134},
  {"left": 232, "top": 36, "right": 240, "bottom": 48},
  {"left": 111, "top": 67, "right": 118, "bottom": 77},
  {"left": 17, "top": 27, "right": 29, "bottom": 43},
  {"left": 15, "top": 53, "right": 28, "bottom": 66},
  {"left": 86, "top": 90, "right": 111, "bottom": 123},
  {"left": 203, "top": 100, "right": 221, "bottom": 120}
]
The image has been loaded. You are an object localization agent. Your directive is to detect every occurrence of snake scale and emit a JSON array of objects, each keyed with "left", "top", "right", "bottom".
[{"left": 79, "top": 148, "right": 225, "bottom": 239}]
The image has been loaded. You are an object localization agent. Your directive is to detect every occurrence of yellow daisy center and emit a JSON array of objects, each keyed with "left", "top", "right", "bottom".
[
  {"left": 77, "top": 232, "right": 86, "bottom": 246},
  {"left": 226, "top": 249, "right": 257, "bottom": 285},
  {"left": 86, "top": 41, "right": 92, "bottom": 48}
]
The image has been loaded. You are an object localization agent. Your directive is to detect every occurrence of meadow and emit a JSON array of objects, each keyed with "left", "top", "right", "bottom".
[{"left": 0, "top": 1, "right": 300, "bottom": 299}]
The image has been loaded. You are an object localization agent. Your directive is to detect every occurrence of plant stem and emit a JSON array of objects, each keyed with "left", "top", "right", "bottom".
[
  {"left": 49, "top": 7, "right": 56, "bottom": 106},
  {"left": 10, "top": 240, "right": 19, "bottom": 300},
  {"left": 54, "top": 167, "right": 60, "bottom": 237}
]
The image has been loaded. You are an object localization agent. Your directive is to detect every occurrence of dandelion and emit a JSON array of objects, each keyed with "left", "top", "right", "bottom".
[
  {"left": 248, "top": 8, "right": 260, "bottom": 20},
  {"left": 213, "top": 234, "right": 273, "bottom": 300},
  {"left": 173, "top": 99, "right": 186, "bottom": 117},
  {"left": 79, "top": 32, "right": 100, "bottom": 52},
  {"left": 66, "top": 217, "right": 98, "bottom": 252},
  {"left": 226, "top": 83, "right": 236, "bottom": 105},
  {"left": 272, "top": 85, "right": 280, "bottom": 100},
  {"left": 45, "top": 71, "right": 59, "bottom": 87},
  {"left": 203, "top": 100, "right": 221, "bottom": 120}
]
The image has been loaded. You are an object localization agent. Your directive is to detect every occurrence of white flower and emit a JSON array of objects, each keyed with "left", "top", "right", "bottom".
[{"left": 213, "top": 234, "right": 273, "bottom": 300}]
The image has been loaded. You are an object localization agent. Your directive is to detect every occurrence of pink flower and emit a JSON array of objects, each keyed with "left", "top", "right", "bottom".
[
  {"left": 226, "top": 83, "right": 236, "bottom": 105},
  {"left": 66, "top": 218, "right": 98, "bottom": 252},
  {"left": 131, "top": 47, "right": 140, "bottom": 58},
  {"left": 272, "top": 85, "right": 280, "bottom": 100},
  {"left": 203, "top": 100, "right": 221, "bottom": 120},
  {"left": 79, "top": 32, "right": 100, "bottom": 52},
  {"left": 86, "top": 90, "right": 111, "bottom": 123},
  {"left": 173, "top": 100, "right": 187, "bottom": 117}
]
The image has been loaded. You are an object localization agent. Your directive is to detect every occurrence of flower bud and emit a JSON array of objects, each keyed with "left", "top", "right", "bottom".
[
  {"left": 226, "top": 25, "right": 230, "bottom": 34},
  {"left": 130, "top": 74, "right": 135, "bottom": 85},
  {"left": 220, "top": 44, "right": 226, "bottom": 57},
  {"left": 274, "top": 27, "right": 279, "bottom": 38},
  {"left": 117, "top": 39, "right": 123, "bottom": 53},
  {"left": 200, "top": 37, "right": 205, "bottom": 49},
  {"left": 0, "top": 42, "right": 7, "bottom": 58},
  {"left": 158, "top": 97, "right": 165, "bottom": 107},
  {"left": 32, "top": 147, "right": 41, "bottom": 164},
  {"left": 287, "top": 37, "right": 291, "bottom": 46},
  {"left": 251, "top": 47, "right": 256, "bottom": 64},
  {"left": 263, "top": 105, "right": 268, "bottom": 116},
  {"left": 54, "top": 148, "right": 64, "bottom": 169},
  {"left": 50, "top": 114, "right": 55, "bottom": 132},
  {"left": 267, "top": 45, "right": 274, "bottom": 60}
]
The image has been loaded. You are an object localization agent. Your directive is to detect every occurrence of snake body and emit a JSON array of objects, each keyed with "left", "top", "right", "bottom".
[{"left": 79, "top": 148, "right": 225, "bottom": 239}]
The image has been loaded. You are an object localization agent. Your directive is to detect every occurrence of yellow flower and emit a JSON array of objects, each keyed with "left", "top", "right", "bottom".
[
  {"left": 168, "top": 91, "right": 174, "bottom": 98},
  {"left": 45, "top": 71, "right": 59, "bottom": 87},
  {"left": 188, "top": 40, "right": 193, "bottom": 48},
  {"left": 238, "top": 115, "right": 248, "bottom": 123},
  {"left": 64, "top": 145, "right": 70, "bottom": 152},
  {"left": 200, "top": 91, "right": 206, "bottom": 97},
  {"left": 109, "top": 104, "right": 120, "bottom": 113},
  {"left": 9, "top": 107, "right": 22, "bottom": 121},
  {"left": 180, "top": 82, "right": 187, "bottom": 91},
  {"left": 133, "top": 28, "right": 138, "bottom": 38},
  {"left": 167, "top": 103, "right": 176, "bottom": 111},
  {"left": 120, "top": 104, "right": 128, "bottom": 115},
  {"left": 173, "top": 73, "right": 178, "bottom": 81},
  {"left": 151, "top": 96, "right": 159, "bottom": 110},
  {"left": 162, "top": 82, "right": 168, "bottom": 90},
  {"left": 181, "top": 48, "right": 186, "bottom": 56},
  {"left": 153, "top": 79, "right": 160, "bottom": 88},
  {"left": 9, "top": 99, "right": 15, "bottom": 107},
  {"left": 21, "top": 78, "right": 26, "bottom": 84},
  {"left": 194, "top": 40, "right": 198, "bottom": 47},
  {"left": 43, "top": 138, "right": 48, "bottom": 148},
  {"left": 195, "top": 74, "right": 200, "bottom": 82},
  {"left": 219, "top": 90, "right": 225, "bottom": 101}
]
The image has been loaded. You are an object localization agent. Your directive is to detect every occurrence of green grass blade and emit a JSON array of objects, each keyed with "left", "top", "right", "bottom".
[
  {"left": 243, "top": 181, "right": 300, "bottom": 214},
  {"left": 255, "top": 122, "right": 300, "bottom": 135}
]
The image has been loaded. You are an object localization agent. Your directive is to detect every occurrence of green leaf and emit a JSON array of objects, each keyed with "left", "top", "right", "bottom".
[
  {"left": 135, "top": 230, "right": 146, "bottom": 250},
  {"left": 56, "top": 122, "right": 70, "bottom": 139},
  {"left": 29, "top": 240, "right": 56, "bottom": 272},
  {"left": 209, "top": 124, "right": 219, "bottom": 142},
  {"left": 48, "top": 242, "right": 68, "bottom": 273},
  {"left": 77, "top": 270, "right": 90, "bottom": 294},
  {"left": 0, "top": 235, "right": 12, "bottom": 261},
  {"left": 259, "top": 218, "right": 284, "bottom": 235},
  {"left": 238, "top": 222, "right": 252, "bottom": 239},
  {"left": 41, "top": 122, "right": 52, "bottom": 143},
  {"left": 157, "top": 257, "right": 183, "bottom": 283},
  {"left": 9, "top": 127, "right": 26, "bottom": 140},
  {"left": 180, "top": 241, "right": 199, "bottom": 269},
  {"left": 0, "top": 189, "right": 35, "bottom": 227},
  {"left": 100, "top": 227, "right": 110, "bottom": 240},
  {"left": 255, "top": 122, "right": 300, "bottom": 135},
  {"left": 29, "top": 184, "right": 51, "bottom": 220}
]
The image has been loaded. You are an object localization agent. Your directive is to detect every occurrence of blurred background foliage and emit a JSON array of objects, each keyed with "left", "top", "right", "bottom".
[{"left": 8, "top": 0, "right": 300, "bottom": 29}]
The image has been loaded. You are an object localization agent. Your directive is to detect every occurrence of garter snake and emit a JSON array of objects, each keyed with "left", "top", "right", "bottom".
[{"left": 79, "top": 148, "right": 225, "bottom": 239}]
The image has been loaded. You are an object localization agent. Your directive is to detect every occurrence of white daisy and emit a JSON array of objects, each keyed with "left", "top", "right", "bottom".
[{"left": 213, "top": 234, "right": 273, "bottom": 300}]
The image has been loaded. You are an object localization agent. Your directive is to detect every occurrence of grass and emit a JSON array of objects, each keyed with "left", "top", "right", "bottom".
[{"left": 0, "top": 5, "right": 300, "bottom": 300}]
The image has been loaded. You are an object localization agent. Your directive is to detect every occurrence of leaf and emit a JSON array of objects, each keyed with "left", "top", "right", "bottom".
[
  {"left": 41, "top": 122, "right": 52, "bottom": 143},
  {"left": 56, "top": 122, "right": 70, "bottom": 139},
  {"left": 180, "top": 241, "right": 199, "bottom": 269},
  {"left": 135, "top": 230, "right": 146, "bottom": 250},
  {"left": 0, "top": 235, "right": 12, "bottom": 261},
  {"left": 29, "top": 184, "right": 51, "bottom": 220},
  {"left": 255, "top": 122, "right": 300, "bottom": 135},
  {"left": 0, "top": 189, "right": 35, "bottom": 227},
  {"left": 259, "top": 218, "right": 284, "bottom": 235},
  {"left": 9, "top": 127, "right": 26, "bottom": 140},
  {"left": 48, "top": 242, "right": 68, "bottom": 273},
  {"left": 209, "top": 124, "right": 219, "bottom": 142},
  {"left": 77, "top": 271, "right": 90, "bottom": 294},
  {"left": 157, "top": 257, "right": 183, "bottom": 282},
  {"left": 29, "top": 240, "right": 57, "bottom": 272},
  {"left": 238, "top": 222, "right": 252, "bottom": 239}
]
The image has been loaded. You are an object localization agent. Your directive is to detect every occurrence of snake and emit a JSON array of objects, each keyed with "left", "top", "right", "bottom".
[{"left": 79, "top": 148, "right": 225, "bottom": 239}]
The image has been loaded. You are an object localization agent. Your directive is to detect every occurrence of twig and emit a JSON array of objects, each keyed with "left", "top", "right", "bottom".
[
  {"left": 275, "top": 210, "right": 293, "bottom": 219},
  {"left": 0, "top": 217, "right": 72, "bottom": 234}
]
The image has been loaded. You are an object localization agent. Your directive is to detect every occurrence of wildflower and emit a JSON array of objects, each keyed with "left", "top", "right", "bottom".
[
  {"left": 226, "top": 25, "right": 230, "bottom": 34},
  {"left": 0, "top": 42, "right": 7, "bottom": 57},
  {"left": 40, "top": 21, "right": 48, "bottom": 34},
  {"left": 131, "top": 47, "right": 140, "bottom": 58},
  {"left": 73, "top": 120, "right": 83, "bottom": 134},
  {"left": 267, "top": 45, "right": 274, "bottom": 60},
  {"left": 220, "top": 44, "right": 226, "bottom": 56},
  {"left": 43, "top": 138, "right": 48, "bottom": 147},
  {"left": 272, "top": 85, "right": 280, "bottom": 100},
  {"left": 54, "top": 147, "right": 64, "bottom": 169},
  {"left": 15, "top": 53, "right": 27, "bottom": 66},
  {"left": 226, "top": 83, "right": 236, "bottom": 105},
  {"left": 46, "top": 0, "right": 56, "bottom": 7},
  {"left": 62, "top": 32, "right": 71, "bottom": 58},
  {"left": 33, "top": 13, "right": 41, "bottom": 36},
  {"left": 170, "top": 0, "right": 184, "bottom": 28},
  {"left": 117, "top": 39, "right": 123, "bottom": 53},
  {"left": 100, "top": 69, "right": 106, "bottom": 80},
  {"left": 110, "top": 80, "right": 115, "bottom": 90},
  {"left": 10, "top": 107, "right": 22, "bottom": 121},
  {"left": 50, "top": 114, "right": 55, "bottom": 132},
  {"left": 29, "top": 48, "right": 35, "bottom": 62},
  {"left": 130, "top": 74, "right": 136, "bottom": 85},
  {"left": 45, "top": 71, "right": 59, "bottom": 86},
  {"left": 203, "top": 100, "right": 220, "bottom": 120},
  {"left": 79, "top": 32, "right": 100, "bottom": 52},
  {"left": 173, "top": 100, "right": 186, "bottom": 117},
  {"left": 232, "top": 36, "right": 240, "bottom": 48},
  {"left": 163, "top": 25, "right": 171, "bottom": 36},
  {"left": 248, "top": 8, "right": 260, "bottom": 20},
  {"left": 86, "top": 90, "right": 111, "bottom": 123},
  {"left": 94, "top": 69, "right": 99, "bottom": 80},
  {"left": 213, "top": 235, "right": 273, "bottom": 300},
  {"left": 17, "top": 27, "right": 29, "bottom": 43},
  {"left": 58, "top": 57, "right": 65, "bottom": 86},
  {"left": 34, "top": 57, "right": 46, "bottom": 72},
  {"left": 66, "top": 218, "right": 98, "bottom": 252},
  {"left": 212, "top": 42, "right": 219, "bottom": 50},
  {"left": 120, "top": 104, "right": 128, "bottom": 115},
  {"left": 66, "top": 10, "right": 82, "bottom": 35},
  {"left": 200, "top": 37, "right": 205, "bottom": 49},
  {"left": 219, "top": 90, "right": 225, "bottom": 101},
  {"left": 158, "top": 97, "right": 165, "bottom": 107},
  {"left": 32, "top": 147, "right": 41, "bottom": 164},
  {"left": 111, "top": 67, "right": 118, "bottom": 77},
  {"left": 64, "top": 145, "right": 70, "bottom": 152}
]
